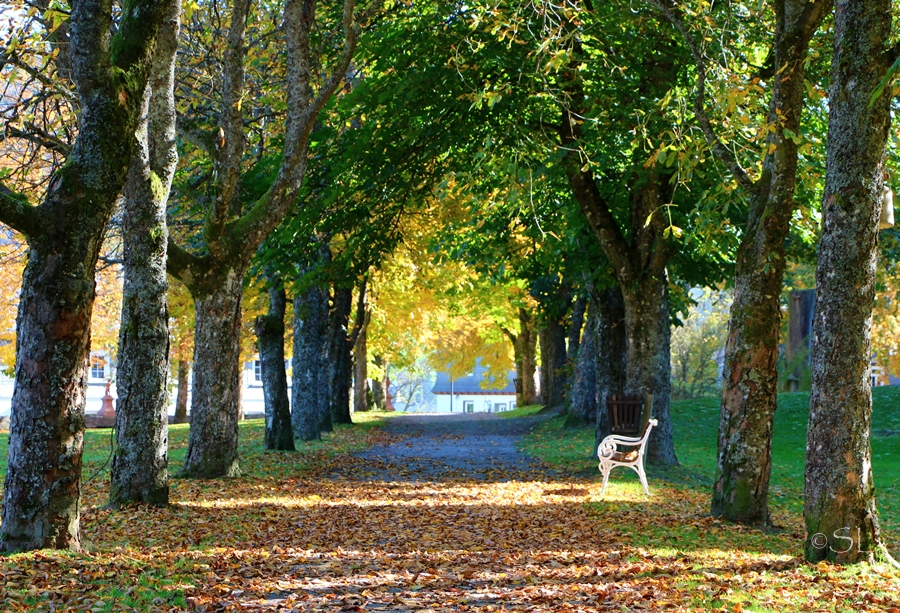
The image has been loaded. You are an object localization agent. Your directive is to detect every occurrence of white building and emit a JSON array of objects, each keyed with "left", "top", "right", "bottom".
[{"left": 431, "top": 362, "right": 517, "bottom": 413}]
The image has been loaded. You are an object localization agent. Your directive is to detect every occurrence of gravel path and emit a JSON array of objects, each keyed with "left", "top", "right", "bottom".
[{"left": 350, "top": 412, "right": 558, "bottom": 482}]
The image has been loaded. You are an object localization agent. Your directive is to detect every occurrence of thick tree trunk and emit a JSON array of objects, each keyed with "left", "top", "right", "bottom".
[
  {"left": 330, "top": 286, "right": 354, "bottom": 425},
  {"left": 179, "top": 263, "right": 247, "bottom": 478},
  {"left": 516, "top": 309, "right": 538, "bottom": 406},
  {"left": 174, "top": 359, "right": 190, "bottom": 424},
  {"left": 256, "top": 282, "right": 294, "bottom": 451},
  {"left": 0, "top": 0, "right": 172, "bottom": 552},
  {"left": 0, "top": 236, "right": 95, "bottom": 551},
  {"left": 292, "top": 277, "right": 330, "bottom": 441},
  {"left": 594, "top": 286, "right": 627, "bottom": 451},
  {"left": 353, "top": 325, "right": 372, "bottom": 413},
  {"left": 371, "top": 355, "right": 387, "bottom": 410},
  {"left": 804, "top": 0, "right": 892, "bottom": 563},
  {"left": 109, "top": 2, "right": 180, "bottom": 508},
  {"left": 711, "top": 0, "right": 830, "bottom": 526},
  {"left": 539, "top": 314, "right": 568, "bottom": 409},
  {"left": 566, "top": 299, "right": 599, "bottom": 427},
  {"left": 621, "top": 275, "right": 676, "bottom": 465}
]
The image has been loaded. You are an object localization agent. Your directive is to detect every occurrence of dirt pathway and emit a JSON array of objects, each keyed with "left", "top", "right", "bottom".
[
  {"left": 348, "top": 412, "right": 557, "bottom": 481},
  {"left": 187, "top": 412, "right": 635, "bottom": 612}
]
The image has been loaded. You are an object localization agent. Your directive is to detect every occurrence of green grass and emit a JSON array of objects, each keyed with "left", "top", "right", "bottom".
[
  {"left": 520, "top": 387, "right": 900, "bottom": 547},
  {"left": 0, "top": 410, "right": 392, "bottom": 483},
  {"left": 499, "top": 404, "right": 545, "bottom": 419}
]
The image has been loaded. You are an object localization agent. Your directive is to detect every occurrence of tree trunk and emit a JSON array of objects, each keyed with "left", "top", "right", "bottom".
[
  {"left": 256, "top": 282, "right": 294, "bottom": 451},
  {"left": 567, "top": 293, "right": 587, "bottom": 362},
  {"left": 292, "top": 275, "right": 330, "bottom": 441},
  {"left": 711, "top": 0, "right": 830, "bottom": 526},
  {"left": 371, "top": 355, "right": 387, "bottom": 410},
  {"left": 621, "top": 275, "right": 676, "bottom": 465},
  {"left": 594, "top": 286, "right": 627, "bottom": 451},
  {"left": 566, "top": 298, "right": 599, "bottom": 427},
  {"left": 109, "top": 1, "right": 180, "bottom": 508},
  {"left": 0, "top": 0, "right": 172, "bottom": 552},
  {"left": 539, "top": 314, "right": 568, "bottom": 409},
  {"left": 517, "top": 309, "right": 538, "bottom": 406},
  {"left": 330, "top": 286, "right": 354, "bottom": 425},
  {"left": 179, "top": 263, "right": 247, "bottom": 478},
  {"left": 804, "top": 0, "right": 892, "bottom": 563},
  {"left": 174, "top": 359, "right": 190, "bottom": 424},
  {"left": 353, "top": 325, "right": 372, "bottom": 413}
]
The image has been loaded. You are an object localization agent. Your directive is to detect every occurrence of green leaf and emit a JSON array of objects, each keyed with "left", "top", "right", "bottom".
[{"left": 869, "top": 53, "right": 900, "bottom": 108}]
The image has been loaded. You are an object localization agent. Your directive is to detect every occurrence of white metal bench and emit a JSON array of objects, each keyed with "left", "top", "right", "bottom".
[{"left": 597, "top": 418, "right": 657, "bottom": 495}]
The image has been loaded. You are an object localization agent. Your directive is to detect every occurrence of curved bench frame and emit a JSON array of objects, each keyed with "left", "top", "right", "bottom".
[{"left": 597, "top": 418, "right": 657, "bottom": 495}]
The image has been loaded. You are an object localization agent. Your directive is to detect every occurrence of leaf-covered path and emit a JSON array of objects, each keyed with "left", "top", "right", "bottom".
[
  {"left": 175, "top": 414, "right": 900, "bottom": 612},
  {"left": 2, "top": 414, "right": 899, "bottom": 612}
]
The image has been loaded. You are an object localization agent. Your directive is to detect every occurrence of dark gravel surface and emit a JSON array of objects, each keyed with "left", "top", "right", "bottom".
[{"left": 349, "top": 412, "right": 559, "bottom": 482}]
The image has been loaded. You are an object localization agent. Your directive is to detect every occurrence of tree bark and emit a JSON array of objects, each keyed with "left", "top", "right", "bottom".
[
  {"left": 621, "top": 274, "right": 676, "bottom": 465},
  {"left": 566, "top": 298, "right": 599, "bottom": 427},
  {"left": 109, "top": 0, "right": 180, "bottom": 508},
  {"left": 353, "top": 324, "right": 372, "bottom": 413},
  {"left": 292, "top": 271, "right": 330, "bottom": 441},
  {"left": 179, "top": 262, "right": 248, "bottom": 478},
  {"left": 539, "top": 313, "right": 568, "bottom": 409},
  {"left": 0, "top": 0, "right": 173, "bottom": 552},
  {"left": 329, "top": 286, "right": 354, "bottom": 425},
  {"left": 371, "top": 355, "right": 387, "bottom": 410},
  {"left": 174, "top": 359, "right": 190, "bottom": 424},
  {"left": 804, "top": 0, "right": 892, "bottom": 563},
  {"left": 710, "top": 0, "right": 831, "bottom": 527},
  {"left": 256, "top": 280, "right": 295, "bottom": 451},
  {"left": 594, "top": 286, "right": 627, "bottom": 451}
]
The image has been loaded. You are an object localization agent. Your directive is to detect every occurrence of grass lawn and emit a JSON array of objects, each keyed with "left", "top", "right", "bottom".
[{"left": 521, "top": 386, "right": 900, "bottom": 555}]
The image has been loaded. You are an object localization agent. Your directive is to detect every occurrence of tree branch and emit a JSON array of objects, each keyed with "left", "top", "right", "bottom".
[
  {"left": 0, "top": 182, "right": 38, "bottom": 237},
  {"left": 3, "top": 122, "right": 71, "bottom": 156},
  {"left": 228, "top": 0, "right": 360, "bottom": 249},
  {"left": 166, "top": 237, "right": 208, "bottom": 291},
  {"left": 498, "top": 325, "right": 517, "bottom": 345},
  {"left": 176, "top": 115, "right": 214, "bottom": 155},
  {"left": 648, "top": 0, "right": 755, "bottom": 192}
]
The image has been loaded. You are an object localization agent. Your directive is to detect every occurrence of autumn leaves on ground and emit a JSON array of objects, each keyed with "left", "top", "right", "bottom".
[{"left": 1, "top": 409, "right": 899, "bottom": 613}]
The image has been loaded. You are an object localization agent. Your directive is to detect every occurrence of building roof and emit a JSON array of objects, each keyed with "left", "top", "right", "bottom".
[{"left": 432, "top": 361, "right": 516, "bottom": 395}]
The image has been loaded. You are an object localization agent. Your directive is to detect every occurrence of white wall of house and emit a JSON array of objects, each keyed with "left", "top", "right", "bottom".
[{"left": 434, "top": 393, "right": 517, "bottom": 414}]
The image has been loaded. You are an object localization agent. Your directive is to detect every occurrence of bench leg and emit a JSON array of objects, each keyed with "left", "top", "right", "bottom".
[
  {"left": 599, "top": 464, "right": 611, "bottom": 494},
  {"left": 637, "top": 463, "right": 649, "bottom": 495}
]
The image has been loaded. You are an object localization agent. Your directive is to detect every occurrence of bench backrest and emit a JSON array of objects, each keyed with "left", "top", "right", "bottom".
[{"left": 607, "top": 393, "right": 653, "bottom": 437}]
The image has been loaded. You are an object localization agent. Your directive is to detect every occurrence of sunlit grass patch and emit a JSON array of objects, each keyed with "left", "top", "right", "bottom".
[{"left": 499, "top": 404, "right": 545, "bottom": 419}]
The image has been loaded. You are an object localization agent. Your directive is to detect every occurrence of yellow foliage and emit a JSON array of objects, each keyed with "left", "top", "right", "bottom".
[
  {"left": 0, "top": 231, "right": 26, "bottom": 374},
  {"left": 366, "top": 194, "right": 525, "bottom": 386}
]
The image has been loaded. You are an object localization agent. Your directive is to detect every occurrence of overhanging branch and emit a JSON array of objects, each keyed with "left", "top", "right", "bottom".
[{"left": 648, "top": 0, "right": 755, "bottom": 192}]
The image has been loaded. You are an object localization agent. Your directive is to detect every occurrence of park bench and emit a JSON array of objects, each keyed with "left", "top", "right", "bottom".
[{"left": 598, "top": 394, "right": 656, "bottom": 495}]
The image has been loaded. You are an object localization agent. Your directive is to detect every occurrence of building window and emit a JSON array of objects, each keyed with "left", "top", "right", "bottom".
[
  {"left": 89, "top": 355, "right": 106, "bottom": 380},
  {"left": 254, "top": 360, "right": 262, "bottom": 382},
  {"left": 463, "top": 400, "right": 474, "bottom": 413},
  {"left": 494, "top": 402, "right": 507, "bottom": 412},
  {"left": 510, "top": 401, "right": 517, "bottom": 410}
]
